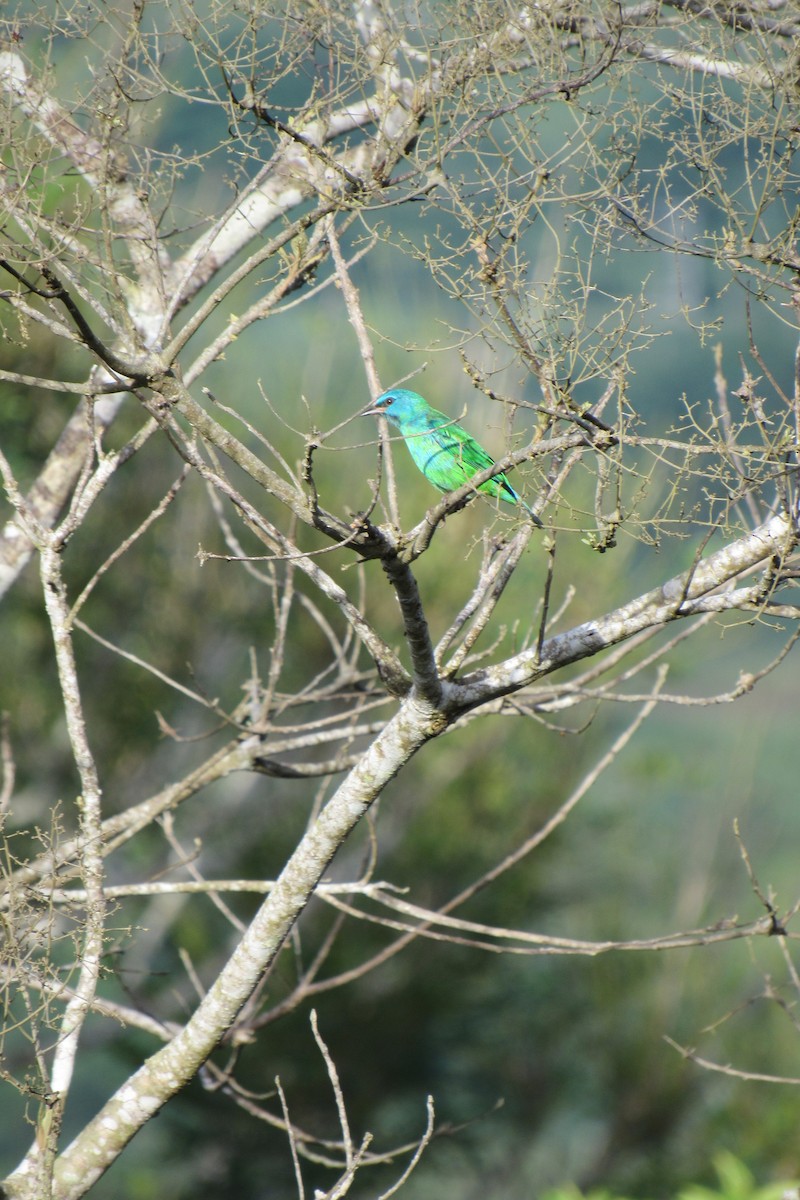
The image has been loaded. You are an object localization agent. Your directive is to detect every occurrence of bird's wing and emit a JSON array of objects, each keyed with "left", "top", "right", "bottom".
[
  {"left": 414, "top": 420, "right": 500, "bottom": 493},
  {"left": 434, "top": 422, "right": 524, "bottom": 503}
]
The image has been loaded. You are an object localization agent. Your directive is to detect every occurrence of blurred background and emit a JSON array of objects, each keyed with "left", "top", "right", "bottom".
[{"left": 2, "top": 5, "right": 800, "bottom": 1198}]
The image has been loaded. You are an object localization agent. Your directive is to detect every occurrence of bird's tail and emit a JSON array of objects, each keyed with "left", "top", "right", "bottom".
[{"left": 522, "top": 501, "right": 544, "bottom": 527}]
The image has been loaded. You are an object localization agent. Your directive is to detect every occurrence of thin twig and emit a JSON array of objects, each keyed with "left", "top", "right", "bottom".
[
  {"left": 311, "top": 1010, "right": 354, "bottom": 1170},
  {"left": 327, "top": 223, "right": 400, "bottom": 526}
]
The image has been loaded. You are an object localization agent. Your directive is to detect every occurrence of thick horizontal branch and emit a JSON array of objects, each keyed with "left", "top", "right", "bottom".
[
  {"left": 43, "top": 879, "right": 403, "bottom": 904},
  {"left": 328, "top": 886, "right": 792, "bottom": 956},
  {"left": 454, "top": 511, "right": 797, "bottom": 708},
  {"left": 634, "top": 40, "right": 774, "bottom": 86}
]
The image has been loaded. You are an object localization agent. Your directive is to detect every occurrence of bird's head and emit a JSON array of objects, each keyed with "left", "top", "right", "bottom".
[{"left": 363, "top": 388, "right": 428, "bottom": 428}]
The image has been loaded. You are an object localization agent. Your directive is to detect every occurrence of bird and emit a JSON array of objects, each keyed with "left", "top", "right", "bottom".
[{"left": 364, "top": 388, "right": 542, "bottom": 525}]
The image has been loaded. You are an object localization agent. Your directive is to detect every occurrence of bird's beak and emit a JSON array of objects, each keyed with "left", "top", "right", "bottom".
[{"left": 362, "top": 404, "right": 383, "bottom": 417}]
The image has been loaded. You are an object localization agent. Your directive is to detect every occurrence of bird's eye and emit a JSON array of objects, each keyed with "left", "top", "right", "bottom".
[{"left": 376, "top": 395, "right": 392, "bottom": 408}]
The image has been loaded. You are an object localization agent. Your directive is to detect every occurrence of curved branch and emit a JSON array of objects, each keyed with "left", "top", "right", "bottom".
[
  {"left": 456, "top": 511, "right": 798, "bottom": 707},
  {"left": 4, "top": 698, "right": 443, "bottom": 1199}
]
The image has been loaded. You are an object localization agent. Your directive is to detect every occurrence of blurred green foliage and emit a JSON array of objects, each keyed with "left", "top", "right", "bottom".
[
  {"left": 4, "top": 226, "right": 800, "bottom": 1200},
  {"left": 3, "top": 5, "right": 800, "bottom": 1200},
  {"left": 541, "top": 1151, "right": 799, "bottom": 1200},
  {"left": 4, "top": 294, "right": 800, "bottom": 1200}
]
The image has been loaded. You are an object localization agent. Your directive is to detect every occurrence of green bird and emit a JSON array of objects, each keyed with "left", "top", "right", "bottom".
[{"left": 365, "top": 388, "right": 542, "bottom": 525}]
